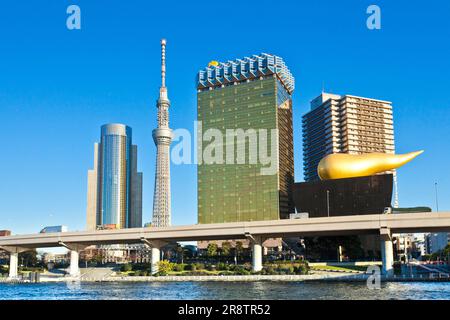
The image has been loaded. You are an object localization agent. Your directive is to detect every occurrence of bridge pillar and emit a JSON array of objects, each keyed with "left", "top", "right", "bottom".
[
  {"left": 9, "top": 252, "right": 18, "bottom": 278},
  {"left": 140, "top": 239, "right": 165, "bottom": 275},
  {"left": 151, "top": 243, "right": 161, "bottom": 275},
  {"left": 380, "top": 228, "right": 394, "bottom": 276},
  {"left": 69, "top": 250, "right": 80, "bottom": 277},
  {"left": 0, "top": 246, "right": 32, "bottom": 279},
  {"left": 251, "top": 236, "right": 263, "bottom": 272},
  {"left": 58, "top": 242, "right": 88, "bottom": 277}
]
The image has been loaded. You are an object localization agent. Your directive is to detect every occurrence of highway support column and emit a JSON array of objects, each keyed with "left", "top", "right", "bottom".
[
  {"left": 9, "top": 252, "right": 18, "bottom": 278},
  {"left": 141, "top": 239, "right": 165, "bottom": 275},
  {"left": 69, "top": 250, "right": 80, "bottom": 277},
  {"left": 380, "top": 228, "right": 394, "bottom": 277},
  {"left": 0, "top": 246, "right": 32, "bottom": 279},
  {"left": 58, "top": 242, "right": 88, "bottom": 277},
  {"left": 247, "top": 235, "right": 263, "bottom": 272},
  {"left": 151, "top": 245, "right": 161, "bottom": 275}
]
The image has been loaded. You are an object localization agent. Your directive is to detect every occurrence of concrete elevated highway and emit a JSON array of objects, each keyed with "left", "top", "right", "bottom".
[{"left": 1, "top": 212, "right": 450, "bottom": 278}]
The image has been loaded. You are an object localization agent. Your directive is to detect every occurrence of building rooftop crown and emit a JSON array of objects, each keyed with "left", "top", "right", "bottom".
[
  {"left": 309, "top": 92, "right": 392, "bottom": 111},
  {"left": 101, "top": 123, "right": 132, "bottom": 137},
  {"left": 197, "top": 53, "right": 295, "bottom": 94}
]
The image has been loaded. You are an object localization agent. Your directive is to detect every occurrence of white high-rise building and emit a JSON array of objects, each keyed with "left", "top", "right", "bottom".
[
  {"left": 426, "top": 233, "right": 449, "bottom": 254},
  {"left": 151, "top": 39, "right": 173, "bottom": 227}
]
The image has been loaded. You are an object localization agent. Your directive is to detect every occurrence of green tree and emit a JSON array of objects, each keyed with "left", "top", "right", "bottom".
[
  {"left": 176, "top": 244, "right": 184, "bottom": 264},
  {"left": 432, "top": 244, "right": 450, "bottom": 262},
  {"left": 221, "top": 241, "right": 232, "bottom": 257},
  {"left": 207, "top": 243, "right": 218, "bottom": 257},
  {"left": 235, "top": 241, "right": 244, "bottom": 264},
  {"left": 303, "top": 236, "right": 364, "bottom": 261},
  {"left": 92, "top": 254, "right": 102, "bottom": 265},
  {"left": 19, "top": 250, "right": 38, "bottom": 267},
  {"left": 443, "top": 244, "right": 450, "bottom": 256}
]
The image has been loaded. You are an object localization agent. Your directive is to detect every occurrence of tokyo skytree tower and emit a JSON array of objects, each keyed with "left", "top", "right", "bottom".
[{"left": 152, "top": 39, "right": 173, "bottom": 227}]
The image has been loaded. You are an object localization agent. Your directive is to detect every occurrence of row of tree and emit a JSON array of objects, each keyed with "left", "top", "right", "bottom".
[
  {"left": 423, "top": 244, "right": 450, "bottom": 262},
  {"left": 205, "top": 241, "right": 244, "bottom": 258}
]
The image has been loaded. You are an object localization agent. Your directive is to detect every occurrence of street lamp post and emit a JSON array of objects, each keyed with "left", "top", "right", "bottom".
[
  {"left": 238, "top": 197, "right": 241, "bottom": 221},
  {"left": 435, "top": 182, "right": 439, "bottom": 212},
  {"left": 326, "top": 190, "right": 330, "bottom": 217}
]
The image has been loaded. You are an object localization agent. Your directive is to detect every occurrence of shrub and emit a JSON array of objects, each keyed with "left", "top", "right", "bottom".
[
  {"left": 243, "top": 263, "right": 252, "bottom": 271},
  {"left": 156, "top": 260, "right": 175, "bottom": 276},
  {"left": 19, "top": 267, "right": 45, "bottom": 273},
  {"left": 294, "top": 266, "right": 306, "bottom": 275},
  {"left": 260, "top": 262, "right": 309, "bottom": 275},
  {"left": 134, "top": 270, "right": 148, "bottom": 276},
  {"left": 276, "top": 268, "right": 286, "bottom": 275},
  {"left": 234, "top": 266, "right": 250, "bottom": 275},
  {"left": 184, "top": 264, "right": 195, "bottom": 271},
  {"left": 261, "top": 266, "right": 275, "bottom": 275},
  {"left": 121, "top": 264, "right": 133, "bottom": 272},
  {"left": 267, "top": 266, "right": 276, "bottom": 274},
  {"left": 173, "top": 264, "right": 185, "bottom": 272},
  {"left": 236, "top": 269, "right": 250, "bottom": 275},
  {"left": 217, "top": 262, "right": 229, "bottom": 271},
  {"left": 206, "top": 264, "right": 216, "bottom": 271},
  {"left": 274, "top": 266, "right": 295, "bottom": 275},
  {"left": 194, "top": 263, "right": 205, "bottom": 270},
  {"left": 228, "top": 264, "right": 237, "bottom": 271},
  {"left": 184, "top": 271, "right": 209, "bottom": 276},
  {"left": 132, "top": 263, "right": 150, "bottom": 271}
]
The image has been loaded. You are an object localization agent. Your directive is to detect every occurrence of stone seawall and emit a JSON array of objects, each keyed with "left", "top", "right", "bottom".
[
  {"left": 88, "top": 273, "right": 367, "bottom": 282},
  {"left": 2, "top": 273, "right": 450, "bottom": 283}
]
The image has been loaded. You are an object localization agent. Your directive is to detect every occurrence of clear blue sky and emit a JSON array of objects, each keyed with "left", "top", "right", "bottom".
[{"left": 0, "top": 0, "right": 449, "bottom": 235}]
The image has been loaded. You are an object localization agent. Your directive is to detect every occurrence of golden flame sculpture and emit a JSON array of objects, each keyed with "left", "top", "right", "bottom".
[{"left": 317, "top": 151, "right": 424, "bottom": 180}]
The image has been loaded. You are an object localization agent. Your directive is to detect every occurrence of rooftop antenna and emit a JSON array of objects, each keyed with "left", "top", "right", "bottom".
[{"left": 161, "top": 38, "right": 166, "bottom": 88}]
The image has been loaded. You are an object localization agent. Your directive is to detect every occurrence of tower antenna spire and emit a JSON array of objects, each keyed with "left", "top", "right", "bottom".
[{"left": 161, "top": 38, "right": 166, "bottom": 88}]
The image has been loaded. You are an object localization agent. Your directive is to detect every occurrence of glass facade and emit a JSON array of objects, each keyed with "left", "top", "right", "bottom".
[
  {"left": 100, "top": 125, "right": 131, "bottom": 227},
  {"left": 86, "top": 124, "right": 143, "bottom": 230},
  {"left": 197, "top": 75, "right": 294, "bottom": 224}
]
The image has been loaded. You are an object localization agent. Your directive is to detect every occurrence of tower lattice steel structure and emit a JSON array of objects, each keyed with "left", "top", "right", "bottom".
[{"left": 152, "top": 39, "right": 172, "bottom": 227}]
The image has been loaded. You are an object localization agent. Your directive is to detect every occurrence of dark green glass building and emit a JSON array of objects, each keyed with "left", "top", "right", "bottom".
[{"left": 197, "top": 54, "right": 295, "bottom": 224}]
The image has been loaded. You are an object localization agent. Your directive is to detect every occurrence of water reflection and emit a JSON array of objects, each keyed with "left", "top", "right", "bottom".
[{"left": 1, "top": 281, "right": 450, "bottom": 300}]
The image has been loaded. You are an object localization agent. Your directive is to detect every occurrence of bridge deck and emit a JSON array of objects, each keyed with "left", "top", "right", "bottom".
[{"left": 1, "top": 212, "right": 450, "bottom": 249}]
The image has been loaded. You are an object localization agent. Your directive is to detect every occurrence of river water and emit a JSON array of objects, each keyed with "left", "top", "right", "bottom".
[{"left": 1, "top": 281, "right": 450, "bottom": 300}]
